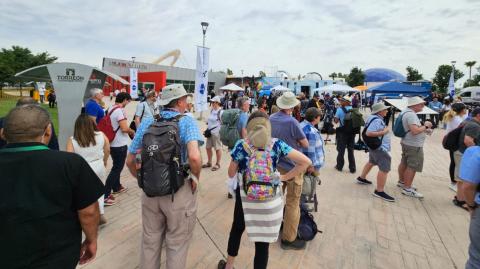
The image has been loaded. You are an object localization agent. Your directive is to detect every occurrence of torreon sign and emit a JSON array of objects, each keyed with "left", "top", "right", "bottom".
[{"left": 56, "top": 68, "right": 85, "bottom": 82}]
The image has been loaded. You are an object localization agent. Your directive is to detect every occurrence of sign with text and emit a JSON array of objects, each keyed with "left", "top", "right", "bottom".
[{"left": 130, "top": 68, "right": 138, "bottom": 99}]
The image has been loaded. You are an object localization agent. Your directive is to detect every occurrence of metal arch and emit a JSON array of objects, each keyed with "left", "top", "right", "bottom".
[
  {"left": 307, "top": 72, "right": 323, "bottom": 80},
  {"left": 152, "top": 49, "right": 181, "bottom": 66}
]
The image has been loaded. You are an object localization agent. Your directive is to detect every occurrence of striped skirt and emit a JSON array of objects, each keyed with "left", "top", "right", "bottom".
[{"left": 240, "top": 186, "right": 284, "bottom": 243}]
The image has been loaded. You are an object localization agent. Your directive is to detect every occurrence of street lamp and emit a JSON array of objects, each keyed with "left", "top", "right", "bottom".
[{"left": 131, "top": 56, "right": 136, "bottom": 63}]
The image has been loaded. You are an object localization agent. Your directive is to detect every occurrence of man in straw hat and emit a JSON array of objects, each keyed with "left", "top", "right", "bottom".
[
  {"left": 270, "top": 91, "right": 309, "bottom": 250},
  {"left": 397, "top": 96, "right": 432, "bottom": 199},
  {"left": 126, "top": 84, "right": 203, "bottom": 269},
  {"left": 356, "top": 102, "right": 395, "bottom": 202},
  {"left": 334, "top": 95, "right": 356, "bottom": 173}
]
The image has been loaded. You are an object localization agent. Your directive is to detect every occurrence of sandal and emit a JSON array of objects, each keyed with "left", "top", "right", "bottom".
[
  {"left": 211, "top": 163, "right": 221, "bottom": 171},
  {"left": 202, "top": 163, "right": 212, "bottom": 168},
  {"left": 453, "top": 197, "right": 470, "bottom": 211}
]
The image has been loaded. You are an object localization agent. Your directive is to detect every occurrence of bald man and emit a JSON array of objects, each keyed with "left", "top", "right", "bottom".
[{"left": 0, "top": 105, "right": 104, "bottom": 268}]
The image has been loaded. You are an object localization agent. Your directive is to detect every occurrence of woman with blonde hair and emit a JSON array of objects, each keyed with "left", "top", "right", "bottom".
[
  {"left": 443, "top": 102, "right": 468, "bottom": 192},
  {"left": 67, "top": 114, "right": 110, "bottom": 224}
]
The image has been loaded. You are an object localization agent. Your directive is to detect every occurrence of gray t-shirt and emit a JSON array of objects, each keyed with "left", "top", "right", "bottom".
[
  {"left": 458, "top": 119, "right": 480, "bottom": 153},
  {"left": 401, "top": 108, "right": 426, "bottom": 147}
]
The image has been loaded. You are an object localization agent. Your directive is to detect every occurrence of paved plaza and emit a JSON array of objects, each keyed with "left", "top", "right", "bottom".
[{"left": 79, "top": 100, "right": 471, "bottom": 269}]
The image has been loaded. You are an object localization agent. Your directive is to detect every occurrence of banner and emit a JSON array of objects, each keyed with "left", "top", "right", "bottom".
[
  {"left": 194, "top": 46, "right": 209, "bottom": 112},
  {"left": 448, "top": 69, "right": 455, "bottom": 97},
  {"left": 130, "top": 68, "right": 138, "bottom": 99}
]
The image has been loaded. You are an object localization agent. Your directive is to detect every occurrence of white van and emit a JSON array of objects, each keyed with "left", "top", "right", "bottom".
[{"left": 457, "top": 87, "right": 480, "bottom": 105}]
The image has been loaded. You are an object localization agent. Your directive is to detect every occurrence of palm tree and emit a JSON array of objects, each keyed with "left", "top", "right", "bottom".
[
  {"left": 329, "top": 72, "right": 337, "bottom": 80},
  {"left": 465, "top": 61, "right": 477, "bottom": 80}
]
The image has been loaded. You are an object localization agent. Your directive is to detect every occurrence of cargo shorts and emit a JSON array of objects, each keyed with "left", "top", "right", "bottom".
[{"left": 401, "top": 144, "right": 424, "bottom": 172}]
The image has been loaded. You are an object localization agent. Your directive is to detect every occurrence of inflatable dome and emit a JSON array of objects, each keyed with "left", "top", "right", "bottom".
[{"left": 364, "top": 68, "right": 406, "bottom": 82}]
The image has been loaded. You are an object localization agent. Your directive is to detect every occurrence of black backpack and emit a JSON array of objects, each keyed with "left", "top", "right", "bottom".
[
  {"left": 139, "top": 115, "right": 188, "bottom": 200},
  {"left": 362, "top": 116, "right": 384, "bottom": 150},
  {"left": 297, "top": 203, "right": 322, "bottom": 241},
  {"left": 442, "top": 123, "right": 466, "bottom": 151}
]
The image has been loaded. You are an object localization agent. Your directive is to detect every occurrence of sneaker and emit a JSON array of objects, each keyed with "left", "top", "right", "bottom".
[
  {"left": 449, "top": 183, "right": 457, "bottom": 192},
  {"left": 227, "top": 193, "right": 233, "bottom": 199},
  {"left": 281, "top": 238, "right": 306, "bottom": 250},
  {"left": 356, "top": 177, "right": 372, "bottom": 185},
  {"left": 402, "top": 188, "right": 424, "bottom": 199},
  {"left": 397, "top": 181, "right": 417, "bottom": 191},
  {"left": 113, "top": 185, "right": 128, "bottom": 194},
  {"left": 334, "top": 165, "right": 342, "bottom": 172},
  {"left": 373, "top": 190, "right": 395, "bottom": 202},
  {"left": 104, "top": 194, "right": 116, "bottom": 206}
]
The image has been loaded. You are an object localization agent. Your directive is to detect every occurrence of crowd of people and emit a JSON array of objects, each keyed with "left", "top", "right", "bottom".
[{"left": 1, "top": 83, "right": 480, "bottom": 269}]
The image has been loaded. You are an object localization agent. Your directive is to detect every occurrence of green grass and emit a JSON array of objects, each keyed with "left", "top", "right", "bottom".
[{"left": 0, "top": 98, "right": 59, "bottom": 133}]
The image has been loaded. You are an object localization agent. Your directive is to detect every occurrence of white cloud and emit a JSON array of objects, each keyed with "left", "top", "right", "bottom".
[{"left": 1, "top": 0, "right": 479, "bottom": 84}]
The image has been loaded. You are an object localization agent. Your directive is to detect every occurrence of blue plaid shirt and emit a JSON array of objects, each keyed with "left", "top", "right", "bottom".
[
  {"left": 128, "top": 109, "right": 203, "bottom": 164},
  {"left": 299, "top": 121, "right": 325, "bottom": 170}
]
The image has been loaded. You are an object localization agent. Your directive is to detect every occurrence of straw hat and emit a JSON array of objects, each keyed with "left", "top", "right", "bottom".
[
  {"left": 276, "top": 92, "right": 300, "bottom": 109},
  {"left": 157, "top": 84, "right": 192, "bottom": 106},
  {"left": 407, "top": 96, "right": 425, "bottom": 107},
  {"left": 371, "top": 103, "right": 390, "bottom": 114}
]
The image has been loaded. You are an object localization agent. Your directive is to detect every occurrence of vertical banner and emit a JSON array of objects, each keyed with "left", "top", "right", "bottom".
[
  {"left": 448, "top": 70, "right": 455, "bottom": 97},
  {"left": 130, "top": 68, "right": 138, "bottom": 99},
  {"left": 195, "top": 46, "right": 209, "bottom": 112}
]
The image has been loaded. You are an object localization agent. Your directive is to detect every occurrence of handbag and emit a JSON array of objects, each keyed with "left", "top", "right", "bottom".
[
  {"left": 362, "top": 117, "right": 383, "bottom": 150},
  {"left": 203, "top": 128, "right": 213, "bottom": 138}
]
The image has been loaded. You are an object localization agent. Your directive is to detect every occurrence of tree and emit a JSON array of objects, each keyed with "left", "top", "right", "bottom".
[
  {"left": 0, "top": 45, "right": 57, "bottom": 89},
  {"left": 346, "top": 67, "right": 365, "bottom": 87},
  {"left": 329, "top": 72, "right": 337, "bottom": 80},
  {"left": 406, "top": 66, "right": 423, "bottom": 81},
  {"left": 226, "top": 68, "right": 233, "bottom": 76},
  {"left": 259, "top": 70, "right": 266, "bottom": 77},
  {"left": 464, "top": 66, "right": 480, "bottom": 88},
  {"left": 432, "top": 64, "right": 464, "bottom": 93},
  {"left": 465, "top": 61, "right": 477, "bottom": 80}
]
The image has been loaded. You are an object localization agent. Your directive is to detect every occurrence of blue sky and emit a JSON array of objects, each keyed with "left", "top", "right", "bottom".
[{"left": 1, "top": 0, "right": 479, "bottom": 83}]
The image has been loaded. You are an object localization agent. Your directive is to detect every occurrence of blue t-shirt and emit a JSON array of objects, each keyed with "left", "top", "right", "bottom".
[
  {"left": 270, "top": 111, "right": 306, "bottom": 170},
  {"left": 230, "top": 139, "right": 293, "bottom": 173},
  {"left": 365, "top": 115, "right": 391, "bottom": 152},
  {"left": 237, "top": 111, "right": 248, "bottom": 136},
  {"left": 335, "top": 105, "right": 353, "bottom": 126},
  {"left": 460, "top": 146, "right": 480, "bottom": 204},
  {"left": 85, "top": 99, "right": 105, "bottom": 124}
]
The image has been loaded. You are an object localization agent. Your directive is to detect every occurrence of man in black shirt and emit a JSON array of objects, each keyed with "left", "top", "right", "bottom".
[{"left": 0, "top": 105, "right": 104, "bottom": 268}]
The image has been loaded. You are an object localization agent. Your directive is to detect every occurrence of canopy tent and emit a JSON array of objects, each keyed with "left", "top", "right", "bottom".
[
  {"left": 368, "top": 81, "right": 430, "bottom": 97},
  {"left": 271, "top": 85, "right": 292, "bottom": 92},
  {"left": 220, "top": 83, "right": 244, "bottom": 92},
  {"left": 311, "top": 84, "right": 359, "bottom": 96},
  {"left": 354, "top": 85, "right": 368, "bottom": 91},
  {"left": 384, "top": 98, "right": 438, "bottom": 115},
  {"left": 15, "top": 62, "right": 130, "bottom": 150}
]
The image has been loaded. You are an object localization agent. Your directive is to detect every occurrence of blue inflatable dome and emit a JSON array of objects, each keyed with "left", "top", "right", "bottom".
[{"left": 364, "top": 68, "right": 406, "bottom": 82}]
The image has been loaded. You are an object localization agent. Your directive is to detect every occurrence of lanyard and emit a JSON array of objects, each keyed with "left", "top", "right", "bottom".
[{"left": 0, "top": 145, "right": 49, "bottom": 153}]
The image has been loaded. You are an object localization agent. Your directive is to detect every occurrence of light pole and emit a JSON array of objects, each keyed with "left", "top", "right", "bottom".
[{"left": 198, "top": 22, "right": 209, "bottom": 120}]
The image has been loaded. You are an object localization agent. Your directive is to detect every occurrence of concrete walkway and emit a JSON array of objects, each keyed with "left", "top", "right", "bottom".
[{"left": 79, "top": 100, "right": 470, "bottom": 269}]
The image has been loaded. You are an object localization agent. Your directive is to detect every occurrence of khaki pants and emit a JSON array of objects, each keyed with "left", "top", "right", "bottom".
[
  {"left": 278, "top": 167, "right": 303, "bottom": 242},
  {"left": 140, "top": 183, "right": 198, "bottom": 269}
]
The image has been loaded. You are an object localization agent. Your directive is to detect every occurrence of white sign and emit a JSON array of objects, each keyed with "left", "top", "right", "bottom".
[
  {"left": 448, "top": 70, "right": 455, "bottom": 97},
  {"left": 130, "top": 68, "right": 138, "bottom": 99},
  {"left": 194, "top": 46, "right": 209, "bottom": 112}
]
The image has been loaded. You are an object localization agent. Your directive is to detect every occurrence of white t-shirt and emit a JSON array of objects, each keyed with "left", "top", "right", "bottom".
[
  {"left": 446, "top": 114, "right": 467, "bottom": 133},
  {"left": 207, "top": 108, "right": 223, "bottom": 135},
  {"left": 39, "top": 87, "right": 46, "bottom": 95},
  {"left": 109, "top": 105, "right": 130, "bottom": 147}
]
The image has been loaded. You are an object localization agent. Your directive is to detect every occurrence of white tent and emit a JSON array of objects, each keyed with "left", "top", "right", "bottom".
[
  {"left": 311, "top": 84, "right": 359, "bottom": 96},
  {"left": 271, "top": 85, "right": 292, "bottom": 92},
  {"left": 220, "top": 83, "right": 244, "bottom": 92},
  {"left": 384, "top": 98, "right": 438, "bottom": 115}
]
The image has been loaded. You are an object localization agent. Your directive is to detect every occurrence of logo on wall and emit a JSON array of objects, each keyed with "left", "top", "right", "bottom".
[{"left": 57, "top": 68, "right": 85, "bottom": 82}]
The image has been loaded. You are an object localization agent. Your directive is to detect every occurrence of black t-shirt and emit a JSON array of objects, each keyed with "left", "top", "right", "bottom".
[{"left": 0, "top": 142, "right": 104, "bottom": 268}]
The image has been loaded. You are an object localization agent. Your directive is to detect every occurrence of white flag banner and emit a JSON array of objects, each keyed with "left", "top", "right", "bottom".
[
  {"left": 448, "top": 70, "right": 455, "bottom": 97},
  {"left": 195, "top": 46, "right": 209, "bottom": 112},
  {"left": 130, "top": 68, "right": 138, "bottom": 99}
]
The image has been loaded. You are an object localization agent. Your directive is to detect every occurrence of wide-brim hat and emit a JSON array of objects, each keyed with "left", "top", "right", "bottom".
[
  {"left": 407, "top": 96, "right": 425, "bottom": 107},
  {"left": 158, "top": 84, "right": 192, "bottom": 106},
  {"left": 341, "top": 96, "right": 352, "bottom": 103},
  {"left": 210, "top": 96, "right": 222, "bottom": 104},
  {"left": 276, "top": 91, "right": 300, "bottom": 109},
  {"left": 371, "top": 103, "right": 390, "bottom": 114}
]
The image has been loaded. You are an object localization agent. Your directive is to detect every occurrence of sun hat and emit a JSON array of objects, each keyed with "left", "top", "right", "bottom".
[
  {"left": 157, "top": 84, "right": 192, "bottom": 106},
  {"left": 371, "top": 102, "right": 390, "bottom": 114},
  {"left": 341, "top": 96, "right": 352, "bottom": 103},
  {"left": 276, "top": 91, "right": 300, "bottom": 109},
  {"left": 407, "top": 96, "right": 425, "bottom": 107},
  {"left": 210, "top": 96, "right": 222, "bottom": 104},
  {"left": 246, "top": 116, "right": 272, "bottom": 149}
]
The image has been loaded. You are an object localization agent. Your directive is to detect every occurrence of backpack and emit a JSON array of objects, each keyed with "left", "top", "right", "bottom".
[
  {"left": 339, "top": 107, "right": 364, "bottom": 133},
  {"left": 297, "top": 203, "right": 322, "bottom": 241},
  {"left": 393, "top": 111, "right": 412, "bottom": 138},
  {"left": 219, "top": 109, "right": 241, "bottom": 148},
  {"left": 442, "top": 123, "right": 466, "bottom": 151},
  {"left": 97, "top": 106, "right": 121, "bottom": 142},
  {"left": 139, "top": 115, "right": 187, "bottom": 200},
  {"left": 362, "top": 116, "right": 383, "bottom": 150},
  {"left": 242, "top": 140, "right": 280, "bottom": 201},
  {"left": 351, "top": 108, "right": 365, "bottom": 130}
]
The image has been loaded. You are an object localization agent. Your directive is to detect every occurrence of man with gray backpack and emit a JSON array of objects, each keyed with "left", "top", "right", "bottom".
[{"left": 126, "top": 84, "right": 203, "bottom": 269}]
